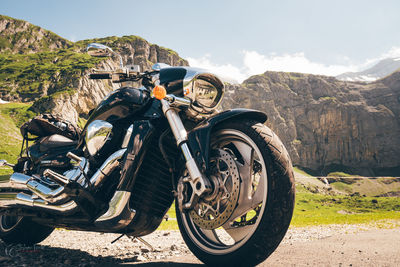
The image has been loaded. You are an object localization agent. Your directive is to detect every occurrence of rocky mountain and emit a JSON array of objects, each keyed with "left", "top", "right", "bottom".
[
  {"left": 0, "top": 15, "right": 188, "bottom": 122},
  {"left": 336, "top": 57, "right": 400, "bottom": 82},
  {"left": 222, "top": 71, "right": 400, "bottom": 176},
  {"left": 1, "top": 15, "right": 399, "bottom": 176},
  {"left": 0, "top": 15, "right": 72, "bottom": 53}
]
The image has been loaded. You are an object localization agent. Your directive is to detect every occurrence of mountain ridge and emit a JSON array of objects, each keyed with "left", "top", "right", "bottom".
[
  {"left": 1, "top": 15, "right": 399, "bottom": 176},
  {"left": 0, "top": 15, "right": 188, "bottom": 120},
  {"left": 336, "top": 57, "right": 400, "bottom": 82},
  {"left": 222, "top": 70, "right": 400, "bottom": 176}
]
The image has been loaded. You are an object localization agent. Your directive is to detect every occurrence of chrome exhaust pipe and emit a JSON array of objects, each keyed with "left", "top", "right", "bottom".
[
  {"left": 0, "top": 192, "right": 77, "bottom": 214},
  {"left": 3, "top": 173, "right": 69, "bottom": 204},
  {"left": 0, "top": 149, "right": 128, "bottom": 219},
  {"left": 94, "top": 190, "right": 136, "bottom": 231},
  {"left": 0, "top": 173, "right": 77, "bottom": 214},
  {"left": 90, "top": 149, "right": 126, "bottom": 188}
]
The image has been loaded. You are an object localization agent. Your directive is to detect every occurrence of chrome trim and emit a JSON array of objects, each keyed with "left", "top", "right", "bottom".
[
  {"left": 161, "top": 99, "right": 188, "bottom": 145},
  {"left": 152, "top": 63, "right": 171, "bottom": 71},
  {"left": 16, "top": 193, "right": 77, "bottom": 213},
  {"left": 165, "top": 94, "right": 191, "bottom": 108},
  {"left": 90, "top": 149, "right": 126, "bottom": 187},
  {"left": 86, "top": 120, "right": 113, "bottom": 156},
  {"left": 182, "top": 68, "right": 224, "bottom": 115},
  {"left": 63, "top": 157, "right": 89, "bottom": 187},
  {"left": 0, "top": 160, "right": 14, "bottom": 168},
  {"left": 10, "top": 173, "right": 31, "bottom": 185},
  {"left": 121, "top": 125, "right": 133, "bottom": 148},
  {"left": 95, "top": 190, "right": 136, "bottom": 230},
  {"left": 181, "top": 143, "right": 204, "bottom": 184},
  {"left": 182, "top": 67, "right": 207, "bottom": 89},
  {"left": 0, "top": 192, "right": 77, "bottom": 214},
  {"left": 4, "top": 173, "right": 69, "bottom": 204},
  {"left": 86, "top": 43, "right": 123, "bottom": 68},
  {"left": 161, "top": 100, "right": 211, "bottom": 210},
  {"left": 26, "top": 179, "right": 64, "bottom": 200}
]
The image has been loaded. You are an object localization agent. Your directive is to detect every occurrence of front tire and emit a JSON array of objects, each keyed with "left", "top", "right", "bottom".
[
  {"left": 0, "top": 215, "right": 54, "bottom": 245},
  {"left": 176, "top": 121, "right": 295, "bottom": 266}
]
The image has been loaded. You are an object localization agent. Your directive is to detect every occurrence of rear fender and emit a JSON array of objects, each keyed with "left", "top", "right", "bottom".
[{"left": 187, "top": 108, "right": 267, "bottom": 172}]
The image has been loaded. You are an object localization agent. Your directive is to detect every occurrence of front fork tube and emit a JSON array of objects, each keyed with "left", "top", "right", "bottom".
[{"left": 161, "top": 100, "right": 211, "bottom": 210}]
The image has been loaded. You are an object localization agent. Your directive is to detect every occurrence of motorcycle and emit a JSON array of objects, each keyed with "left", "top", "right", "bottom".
[{"left": 0, "top": 43, "right": 295, "bottom": 266}]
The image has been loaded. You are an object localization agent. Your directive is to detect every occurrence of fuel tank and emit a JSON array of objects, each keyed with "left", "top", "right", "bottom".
[
  {"left": 78, "top": 87, "right": 150, "bottom": 149},
  {"left": 84, "top": 87, "right": 150, "bottom": 126}
]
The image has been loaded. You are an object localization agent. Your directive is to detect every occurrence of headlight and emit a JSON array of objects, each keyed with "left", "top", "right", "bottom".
[{"left": 184, "top": 73, "right": 224, "bottom": 115}]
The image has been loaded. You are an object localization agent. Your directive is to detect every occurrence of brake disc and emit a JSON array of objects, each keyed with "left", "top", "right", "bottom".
[{"left": 189, "top": 149, "right": 240, "bottom": 230}]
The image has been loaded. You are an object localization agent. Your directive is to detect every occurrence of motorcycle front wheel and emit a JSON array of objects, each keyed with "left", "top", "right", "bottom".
[{"left": 176, "top": 120, "right": 295, "bottom": 266}]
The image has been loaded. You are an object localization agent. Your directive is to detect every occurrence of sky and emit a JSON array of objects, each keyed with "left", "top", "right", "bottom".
[{"left": 2, "top": 0, "right": 400, "bottom": 82}]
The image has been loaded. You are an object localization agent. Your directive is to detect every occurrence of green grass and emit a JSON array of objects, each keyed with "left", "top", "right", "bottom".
[
  {"left": 329, "top": 178, "right": 400, "bottom": 197},
  {"left": 0, "top": 102, "right": 35, "bottom": 175},
  {"left": 294, "top": 166, "right": 314, "bottom": 177},
  {"left": 292, "top": 192, "right": 400, "bottom": 226},
  {"left": 327, "top": 171, "right": 353, "bottom": 177},
  {"left": 331, "top": 181, "right": 353, "bottom": 193},
  {"left": 0, "top": 49, "right": 103, "bottom": 101},
  {"left": 157, "top": 193, "right": 400, "bottom": 230}
]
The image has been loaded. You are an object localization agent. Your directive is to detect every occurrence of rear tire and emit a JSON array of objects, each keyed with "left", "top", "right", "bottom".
[
  {"left": 176, "top": 121, "right": 295, "bottom": 266},
  {"left": 0, "top": 215, "right": 54, "bottom": 245}
]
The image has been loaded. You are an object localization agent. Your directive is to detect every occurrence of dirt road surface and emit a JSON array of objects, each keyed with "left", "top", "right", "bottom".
[{"left": 0, "top": 225, "right": 399, "bottom": 266}]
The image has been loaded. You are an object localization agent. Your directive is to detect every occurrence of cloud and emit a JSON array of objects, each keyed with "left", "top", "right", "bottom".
[
  {"left": 381, "top": 46, "right": 400, "bottom": 59},
  {"left": 187, "top": 55, "right": 248, "bottom": 83},
  {"left": 242, "top": 51, "right": 358, "bottom": 77},
  {"left": 187, "top": 46, "right": 400, "bottom": 83}
]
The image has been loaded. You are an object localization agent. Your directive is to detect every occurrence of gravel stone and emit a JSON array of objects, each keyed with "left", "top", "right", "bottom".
[{"left": 0, "top": 223, "right": 397, "bottom": 266}]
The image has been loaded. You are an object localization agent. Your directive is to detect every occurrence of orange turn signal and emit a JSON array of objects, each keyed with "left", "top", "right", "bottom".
[{"left": 153, "top": 85, "right": 167, "bottom": 100}]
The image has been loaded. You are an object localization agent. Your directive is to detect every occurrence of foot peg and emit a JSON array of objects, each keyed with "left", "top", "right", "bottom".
[
  {"left": 0, "top": 159, "right": 14, "bottom": 167},
  {"left": 43, "top": 169, "right": 70, "bottom": 186}
]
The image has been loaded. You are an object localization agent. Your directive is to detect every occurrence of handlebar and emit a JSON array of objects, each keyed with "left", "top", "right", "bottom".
[
  {"left": 88, "top": 69, "right": 157, "bottom": 84},
  {"left": 89, "top": 73, "right": 112, "bottom": 79}
]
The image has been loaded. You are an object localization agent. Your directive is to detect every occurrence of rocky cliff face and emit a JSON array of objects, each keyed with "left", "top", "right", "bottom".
[
  {"left": 38, "top": 37, "right": 189, "bottom": 123},
  {"left": 2, "top": 15, "right": 399, "bottom": 175},
  {"left": 0, "top": 15, "right": 72, "bottom": 53},
  {"left": 222, "top": 71, "right": 400, "bottom": 176},
  {"left": 0, "top": 15, "right": 188, "bottom": 123}
]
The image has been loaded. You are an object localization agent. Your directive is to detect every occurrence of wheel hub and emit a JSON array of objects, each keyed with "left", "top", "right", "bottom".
[{"left": 189, "top": 149, "right": 240, "bottom": 230}]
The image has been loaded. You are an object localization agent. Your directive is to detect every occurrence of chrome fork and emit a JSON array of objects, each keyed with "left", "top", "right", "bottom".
[{"left": 161, "top": 99, "right": 211, "bottom": 210}]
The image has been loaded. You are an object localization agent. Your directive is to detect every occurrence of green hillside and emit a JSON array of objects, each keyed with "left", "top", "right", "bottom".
[
  {"left": 0, "top": 102, "right": 35, "bottom": 175},
  {"left": 0, "top": 49, "right": 103, "bottom": 101}
]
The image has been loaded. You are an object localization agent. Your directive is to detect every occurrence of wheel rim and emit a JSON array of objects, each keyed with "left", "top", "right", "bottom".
[
  {"left": 180, "top": 129, "right": 268, "bottom": 255},
  {"left": 0, "top": 215, "right": 22, "bottom": 232}
]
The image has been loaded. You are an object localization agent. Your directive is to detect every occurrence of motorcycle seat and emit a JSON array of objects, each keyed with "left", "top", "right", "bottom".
[{"left": 39, "top": 134, "right": 78, "bottom": 152}]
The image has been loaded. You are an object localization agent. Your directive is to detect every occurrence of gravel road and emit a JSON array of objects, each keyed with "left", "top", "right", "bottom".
[{"left": 0, "top": 223, "right": 399, "bottom": 266}]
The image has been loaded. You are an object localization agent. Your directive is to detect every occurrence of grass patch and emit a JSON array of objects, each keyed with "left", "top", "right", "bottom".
[
  {"left": 292, "top": 192, "right": 400, "bottom": 226},
  {"left": 327, "top": 171, "right": 352, "bottom": 177},
  {"left": 0, "top": 102, "right": 34, "bottom": 174},
  {"left": 0, "top": 49, "right": 102, "bottom": 101},
  {"left": 331, "top": 181, "right": 353, "bottom": 193},
  {"left": 158, "top": 193, "right": 400, "bottom": 230},
  {"left": 294, "top": 166, "right": 314, "bottom": 177}
]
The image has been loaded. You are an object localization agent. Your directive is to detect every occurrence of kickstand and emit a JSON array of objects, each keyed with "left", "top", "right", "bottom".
[
  {"left": 111, "top": 233, "right": 125, "bottom": 244},
  {"left": 110, "top": 233, "right": 154, "bottom": 252},
  {"left": 128, "top": 235, "right": 154, "bottom": 252}
]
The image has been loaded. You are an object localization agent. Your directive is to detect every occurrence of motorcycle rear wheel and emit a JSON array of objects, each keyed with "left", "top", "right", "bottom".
[
  {"left": 176, "top": 121, "right": 295, "bottom": 266},
  {"left": 0, "top": 215, "right": 54, "bottom": 245}
]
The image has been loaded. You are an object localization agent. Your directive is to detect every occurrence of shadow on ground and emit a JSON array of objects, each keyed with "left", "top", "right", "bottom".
[{"left": 0, "top": 242, "right": 202, "bottom": 266}]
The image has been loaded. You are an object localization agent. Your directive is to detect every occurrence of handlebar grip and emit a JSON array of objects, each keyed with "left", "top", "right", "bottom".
[{"left": 89, "top": 73, "right": 112, "bottom": 79}]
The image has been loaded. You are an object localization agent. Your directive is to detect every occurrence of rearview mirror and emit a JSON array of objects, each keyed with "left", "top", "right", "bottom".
[
  {"left": 86, "top": 43, "right": 123, "bottom": 68},
  {"left": 86, "top": 43, "right": 114, "bottom": 57}
]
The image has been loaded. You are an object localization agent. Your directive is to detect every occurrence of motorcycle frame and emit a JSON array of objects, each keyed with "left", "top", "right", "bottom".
[{"left": 0, "top": 91, "right": 267, "bottom": 237}]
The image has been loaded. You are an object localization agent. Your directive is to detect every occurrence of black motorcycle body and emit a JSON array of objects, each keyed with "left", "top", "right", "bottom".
[{"left": 0, "top": 44, "right": 295, "bottom": 266}]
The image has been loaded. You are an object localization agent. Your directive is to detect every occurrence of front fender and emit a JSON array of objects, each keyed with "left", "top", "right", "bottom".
[{"left": 187, "top": 108, "right": 267, "bottom": 172}]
